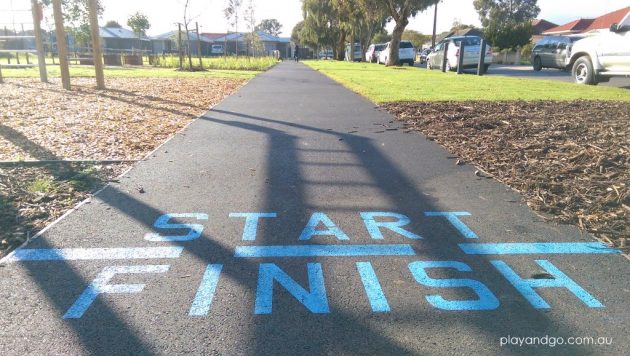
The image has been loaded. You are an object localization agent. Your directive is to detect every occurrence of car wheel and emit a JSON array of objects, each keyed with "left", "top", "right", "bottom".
[
  {"left": 572, "top": 56, "right": 598, "bottom": 85},
  {"left": 533, "top": 56, "right": 542, "bottom": 71},
  {"left": 427, "top": 62, "right": 432, "bottom": 70}
]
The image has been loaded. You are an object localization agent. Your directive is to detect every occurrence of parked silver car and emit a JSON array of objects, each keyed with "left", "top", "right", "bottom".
[
  {"left": 427, "top": 36, "right": 492, "bottom": 72},
  {"left": 531, "top": 35, "right": 584, "bottom": 71}
]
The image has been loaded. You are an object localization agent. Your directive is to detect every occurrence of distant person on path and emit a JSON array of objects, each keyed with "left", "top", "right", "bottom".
[{"left": 294, "top": 44, "right": 300, "bottom": 62}]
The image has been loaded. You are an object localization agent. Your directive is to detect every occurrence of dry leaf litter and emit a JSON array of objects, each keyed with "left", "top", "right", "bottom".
[
  {"left": 1, "top": 77, "right": 245, "bottom": 256},
  {"left": 384, "top": 100, "right": 630, "bottom": 249}
]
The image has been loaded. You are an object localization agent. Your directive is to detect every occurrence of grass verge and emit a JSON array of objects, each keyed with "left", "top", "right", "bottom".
[
  {"left": 304, "top": 60, "right": 630, "bottom": 102},
  {"left": 1, "top": 64, "right": 260, "bottom": 79}
]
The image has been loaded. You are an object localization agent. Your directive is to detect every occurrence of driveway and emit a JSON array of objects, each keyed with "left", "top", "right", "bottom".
[{"left": 415, "top": 62, "right": 630, "bottom": 89}]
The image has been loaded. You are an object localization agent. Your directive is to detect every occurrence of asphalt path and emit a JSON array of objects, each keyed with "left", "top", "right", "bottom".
[{"left": 1, "top": 62, "right": 628, "bottom": 355}]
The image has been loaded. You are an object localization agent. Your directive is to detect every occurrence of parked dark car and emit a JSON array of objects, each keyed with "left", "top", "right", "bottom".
[{"left": 531, "top": 35, "right": 584, "bottom": 71}]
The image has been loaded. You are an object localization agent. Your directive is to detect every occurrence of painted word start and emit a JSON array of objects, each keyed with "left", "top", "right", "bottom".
[{"left": 9, "top": 211, "right": 615, "bottom": 319}]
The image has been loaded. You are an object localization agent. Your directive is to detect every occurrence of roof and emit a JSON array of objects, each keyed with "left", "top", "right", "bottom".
[
  {"left": 212, "top": 31, "right": 290, "bottom": 43},
  {"left": 152, "top": 30, "right": 213, "bottom": 42},
  {"left": 100, "top": 27, "right": 149, "bottom": 40},
  {"left": 586, "top": 6, "right": 630, "bottom": 30},
  {"left": 452, "top": 28, "right": 483, "bottom": 37},
  {"left": 543, "top": 6, "right": 630, "bottom": 34},
  {"left": 532, "top": 19, "right": 557, "bottom": 34},
  {"left": 543, "top": 19, "right": 594, "bottom": 34},
  {"left": 201, "top": 33, "right": 226, "bottom": 40}
]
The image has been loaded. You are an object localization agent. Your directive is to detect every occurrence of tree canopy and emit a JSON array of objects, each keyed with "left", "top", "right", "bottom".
[
  {"left": 127, "top": 12, "right": 150, "bottom": 37},
  {"left": 473, "top": 0, "right": 540, "bottom": 49},
  {"left": 367, "top": 0, "right": 439, "bottom": 65},
  {"left": 255, "top": 19, "right": 283, "bottom": 36},
  {"left": 104, "top": 20, "right": 122, "bottom": 28},
  {"left": 296, "top": 0, "right": 390, "bottom": 61},
  {"left": 402, "top": 29, "right": 430, "bottom": 49},
  {"left": 41, "top": 0, "right": 104, "bottom": 48}
]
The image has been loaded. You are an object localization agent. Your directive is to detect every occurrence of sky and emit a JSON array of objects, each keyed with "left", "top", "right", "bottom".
[{"left": 2, "top": 0, "right": 629, "bottom": 37}]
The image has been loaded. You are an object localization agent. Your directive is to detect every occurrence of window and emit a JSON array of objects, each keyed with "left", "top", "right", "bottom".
[
  {"left": 452, "top": 37, "right": 481, "bottom": 46},
  {"left": 400, "top": 41, "right": 414, "bottom": 48},
  {"left": 545, "top": 38, "right": 559, "bottom": 49}
]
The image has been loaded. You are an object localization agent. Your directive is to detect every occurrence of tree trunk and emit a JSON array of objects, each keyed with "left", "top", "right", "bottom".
[
  {"left": 335, "top": 30, "right": 346, "bottom": 61},
  {"left": 185, "top": 25, "right": 193, "bottom": 70},
  {"left": 349, "top": 30, "right": 354, "bottom": 62},
  {"left": 387, "top": 20, "right": 407, "bottom": 66}
]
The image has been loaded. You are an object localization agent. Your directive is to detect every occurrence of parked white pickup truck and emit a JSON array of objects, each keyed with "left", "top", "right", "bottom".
[{"left": 568, "top": 12, "right": 630, "bottom": 85}]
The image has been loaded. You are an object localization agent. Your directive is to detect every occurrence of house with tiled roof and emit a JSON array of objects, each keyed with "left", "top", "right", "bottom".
[
  {"left": 532, "top": 19, "right": 557, "bottom": 35},
  {"left": 584, "top": 6, "right": 630, "bottom": 32},
  {"left": 542, "top": 6, "right": 630, "bottom": 35},
  {"left": 200, "top": 33, "right": 226, "bottom": 41}
]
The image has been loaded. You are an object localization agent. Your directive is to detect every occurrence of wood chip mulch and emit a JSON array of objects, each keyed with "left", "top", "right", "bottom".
[
  {"left": 383, "top": 100, "right": 630, "bottom": 249},
  {"left": 0, "top": 77, "right": 245, "bottom": 256}
]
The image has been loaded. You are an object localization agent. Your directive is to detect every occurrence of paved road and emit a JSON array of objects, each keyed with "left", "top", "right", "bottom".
[
  {"left": 416, "top": 62, "right": 630, "bottom": 88},
  {"left": 488, "top": 64, "right": 630, "bottom": 88},
  {"left": 1, "top": 62, "right": 628, "bottom": 355}
]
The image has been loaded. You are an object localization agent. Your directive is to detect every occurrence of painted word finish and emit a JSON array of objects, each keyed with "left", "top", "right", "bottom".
[
  {"left": 64, "top": 259, "right": 603, "bottom": 319},
  {"left": 143, "top": 211, "right": 476, "bottom": 242}
]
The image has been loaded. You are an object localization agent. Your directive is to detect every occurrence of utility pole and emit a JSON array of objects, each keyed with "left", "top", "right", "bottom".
[
  {"left": 431, "top": 2, "right": 438, "bottom": 49},
  {"left": 31, "top": 0, "right": 48, "bottom": 82},
  {"left": 52, "top": 0, "right": 70, "bottom": 90},
  {"left": 87, "top": 0, "right": 104, "bottom": 89},
  {"left": 196, "top": 22, "right": 202, "bottom": 69}
]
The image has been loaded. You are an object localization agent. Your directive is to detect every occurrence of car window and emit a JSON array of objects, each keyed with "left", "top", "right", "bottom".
[
  {"left": 450, "top": 37, "right": 481, "bottom": 46},
  {"left": 545, "top": 38, "right": 558, "bottom": 49},
  {"left": 400, "top": 42, "right": 414, "bottom": 48},
  {"left": 435, "top": 42, "right": 443, "bottom": 51},
  {"left": 375, "top": 44, "right": 386, "bottom": 51},
  {"left": 557, "top": 41, "right": 567, "bottom": 50}
]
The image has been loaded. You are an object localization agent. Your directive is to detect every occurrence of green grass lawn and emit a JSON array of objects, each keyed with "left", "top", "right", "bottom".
[
  {"left": 1, "top": 64, "right": 260, "bottom": 79},
  {"left": 305, "top": 60, "right": 630, "bottom": 102}
]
